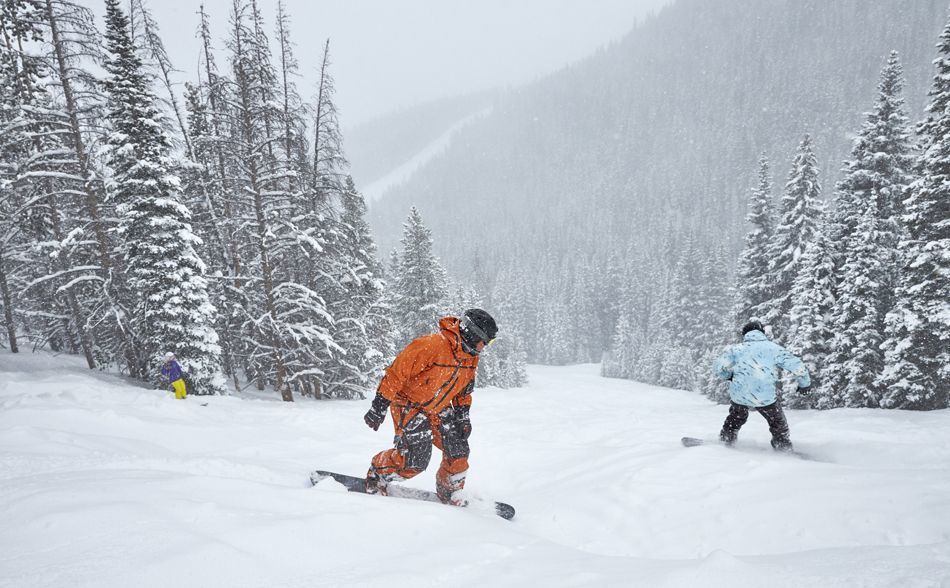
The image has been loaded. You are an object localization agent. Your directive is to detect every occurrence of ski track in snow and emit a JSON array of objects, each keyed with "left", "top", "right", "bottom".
[
  {"left": 1, "top": 353, "right": 949, "bottom": 588},
  {"left": 360, "top": 108, "right": 490, "bottom": 204}
]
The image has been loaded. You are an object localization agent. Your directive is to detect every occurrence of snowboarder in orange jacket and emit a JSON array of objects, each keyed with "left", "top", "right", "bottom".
[{"left": 363, "top": 309, "right": 498, "bottom": 505}]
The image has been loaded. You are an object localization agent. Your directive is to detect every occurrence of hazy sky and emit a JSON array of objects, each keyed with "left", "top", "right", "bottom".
[{"left": 80, "top": 0, "right": 672, "bottom": 128}]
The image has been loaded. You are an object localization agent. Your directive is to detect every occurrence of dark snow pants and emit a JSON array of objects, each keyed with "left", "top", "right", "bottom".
[{"left": 720, "top": 401, "right": 792, "bottom": 451}]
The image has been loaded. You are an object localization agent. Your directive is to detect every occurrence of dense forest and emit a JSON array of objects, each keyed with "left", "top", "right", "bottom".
[
  {"left": 367, "top": 0, "right": 949, "bottom": 409},
  {"left": 1, "top": 0, "right": 947, "bottom": 408},
  {"left": 0, "top": 0, "right": 529, "bottom": 400}
]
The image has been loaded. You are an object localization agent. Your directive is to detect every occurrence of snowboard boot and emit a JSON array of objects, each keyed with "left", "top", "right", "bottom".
[
  {"left": 771, "top": 437, "right": 794, "bottom": 452},
  {"left": 719, "top": 429, "right": 737, "bottom": 447},
  {"left": 720, "top": 403, "right": 749, "bottom": 446},
  {"left": 757, "top": 402, "right": 793, "bottom": 452},
  {"left": 365, "top": 467, "right": 390, "bottom": 496},
  {"left": 436, "top": 471, "right": 468, "bottom": 506}
]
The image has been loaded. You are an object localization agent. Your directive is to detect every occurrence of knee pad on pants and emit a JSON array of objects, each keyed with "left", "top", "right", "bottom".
[
  {"left": 439, "top": 419, "right": 470, "bottom": 460},
  {"left": 395, "top": 413, "right": 432, "bottom": 471}
]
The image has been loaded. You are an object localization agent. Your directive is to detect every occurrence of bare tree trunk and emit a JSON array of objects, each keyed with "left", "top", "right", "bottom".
[
  {"left": 45, "top": 0, "right": 138, "bottom": 376},
  {"left": 5, "top": 16, "right": 94, "bottom": 365},
  {"left": 233, "top": 5, "right": 291, "bottom": 402},
  {"left": 0, "top": 256, "right": 18, "bottom": 353}
]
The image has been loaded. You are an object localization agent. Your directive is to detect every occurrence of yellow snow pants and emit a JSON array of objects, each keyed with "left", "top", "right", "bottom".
[{"left": 172, "top": 378, "right": 187, "bottom": 399}]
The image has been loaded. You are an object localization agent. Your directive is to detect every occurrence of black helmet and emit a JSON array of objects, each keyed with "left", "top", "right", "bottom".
[
  {"left": 741, "top": 319, "right": 765, "bottom": 337},
  {"left": 460, "top": 308, "right": 498, "bottom": 355}
]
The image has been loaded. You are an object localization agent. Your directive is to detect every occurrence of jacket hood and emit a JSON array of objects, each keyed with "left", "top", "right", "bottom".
[
  {"left": 439, "top": 316, "right": 479, "bottom": 357},
  {"left": 439, "top": 316, "right": 462, "bottom": 336},
  {"left": 743, "top": 330, "right": 768, "bottom": 343}
]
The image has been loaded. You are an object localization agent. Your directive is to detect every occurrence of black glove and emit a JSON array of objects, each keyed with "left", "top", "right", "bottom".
[
  {"left": 798, "top": 384, "right": 811, "bottom": 395},
  {"left": 364, "top": 393, "right": 390, "bottom": 431},
  {"left": 456, "top": 405, "right": 472, "bottom": 439}
]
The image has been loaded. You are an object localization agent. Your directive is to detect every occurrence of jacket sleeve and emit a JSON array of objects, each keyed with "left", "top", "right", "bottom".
[
  {"left": 776, "top": 346, "right": 810, "bottom": 388},
  {"left": 452, "top": 379, "right": 475, "bottom": 409},
  {"left": 713, "top": 346, "right": 735, "bottom": 380},
  {"left": 376, "top": 337, "right": 438, "bottom": 402}
]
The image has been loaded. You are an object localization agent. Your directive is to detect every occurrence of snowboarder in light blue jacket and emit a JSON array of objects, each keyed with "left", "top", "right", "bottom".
[{"left": 713, "top": 319, "right": 811, "bottom": 451}]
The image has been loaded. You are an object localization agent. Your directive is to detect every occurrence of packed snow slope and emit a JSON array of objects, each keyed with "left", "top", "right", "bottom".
[{"left": 1, "top": 353, "right": 949, "bottom": 588}]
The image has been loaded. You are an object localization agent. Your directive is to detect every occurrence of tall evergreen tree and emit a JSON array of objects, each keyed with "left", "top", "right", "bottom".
[
  {"left": 734, "top": 155, "right": 774, "bottom": 328},
  {"left": 226, "top": 0, "right": 297, "bottom": 399},
  {"left": 879, "top": 22, "right": 950, "bottom": 409},
  {"left": 40, "top": 0, "right": 138, "bottom": 372},
  {"left": 2, "top": 0, "right": 104, "bottom": 364},
  {"left": 311, "top": 38, "right": 346, "bottom": 199},
  {"left": 391, "top": 207, "right": 448, "bottom": 347},
  {"left": 824, "top": 206, "right": 892, "bottom": 408},
  {"left": 735, "top": 154, "right": 774, "bottom": 327},
  {"left": 603, "top": 297, "right": 636, "bottom": 379},
  {"left": 823, "top": 51, "right": 914, "bottom": 407},
  {"left": 765, "top": 135, "right": 823, "bottom": 342},
  {"left": 786, "top": 227, "right": 835, "bottom": 409},
  {"left": 191, "top": 5, "right": 245, "bottom": 390},
  {"left": 323, "top": 177, "right": 390, "bottom": 398},
  {"left": 102, "top": 0, "right": 223, "bottom": 393}
]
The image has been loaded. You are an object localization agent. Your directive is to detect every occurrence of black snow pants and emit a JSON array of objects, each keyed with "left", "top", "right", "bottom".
[{"left": 720, "top": 401, "right": 792, "bottom": 451}]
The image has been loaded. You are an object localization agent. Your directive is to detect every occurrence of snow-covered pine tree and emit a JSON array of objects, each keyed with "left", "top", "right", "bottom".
[
  {"left": 282, "top": 33, "right": 355, "bottom": 399},
  {"left": 189, "top": 5, "right": 246, "bottom": 390},
  {"left": 598, "top": 251, "right": 624, "bottom": 353},
  {"left": 734, "top": 155, "right": 774, "bottom": 329},
  {"left": 322, "top": 176, "right": 390, "bottom": 398},
  {"left": 698, "top": 347, "right": 730, "bottom": 404},
  {"left": 541, "top": 298, "right": 573, "bottom": 366},
  {"left": 570, "top": 263, "right": 601, "bottom": 362},
  {"left": 0, "top": 0, "right": 32, "bottom": 352},
  {"left": 101, "top": 0, "right": 223, "bottom": 393},
  {"left": 632, "top": 261, "right": 671, "bottom": 385},
  {"left": 653, "top": 236, "right": 706, "bottom": 390},
  {"left": 489, "top": 292, "right": 528, "bottom": 389},
  {"left": 603, "top": 302, "right": 636, "bottom": 379},
  {"left": 664, "top": 235, "right": 705, "bottom": 350},
  {"left": 823, "top": 205, "right": 893, "bottom": 408},
  {"left": 2, "top": 0, "right": 106, "bottom": 364},
  {"left": 225, "top": 0, "right": 298, "bottom": 399},
  {"left": 391, "top": 207, "right": 448, "bottom": 348},
  {"left": 786, "top": 227, "right": 835, "bottom": 409},
  {"left": 765, "top": 135, "right": 823, "bottom": 343},
  {"left": 694, "top": 244, "right": 734, "bottom": 398},
  {"left": 878, "top": 22, "right": 950, "bottom": 410},
  {"left": 128, "top": 0, "right": 190, "bottom": 156},
  {"left": 310, "top": 38, "right": 346, "bottom": 200},
  {"left": 274, "top": 0, "right": 308, "bottom": 197},
  {"left": 32, "top": 0, "right": 149, "bottom": 370},
  {"left": 823, "top": 51, "right": 915, "bottom": 408}
]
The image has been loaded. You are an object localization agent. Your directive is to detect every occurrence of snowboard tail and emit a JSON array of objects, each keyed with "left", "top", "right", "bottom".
[
  {"left": 681, "top": 437, "right": 817, "bottom": 461},
  {"left": 310, "top": 470, "right": 516, "bottom": 520}
]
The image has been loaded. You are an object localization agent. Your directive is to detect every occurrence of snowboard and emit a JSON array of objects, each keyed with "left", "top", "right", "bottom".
[
  {"left": 681, "top": 436, "right": 818, "bottom": 461},
  {"left": 310, "top": 470, "right": 516, "bottom": 520}
]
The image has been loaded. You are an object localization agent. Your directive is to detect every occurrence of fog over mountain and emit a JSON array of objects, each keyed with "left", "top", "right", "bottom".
[{"left": 364, "top": 0, "right": 944, "bottom": 370}]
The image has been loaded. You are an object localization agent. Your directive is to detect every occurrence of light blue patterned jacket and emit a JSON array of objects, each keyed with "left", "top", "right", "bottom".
[{"left": 713, "top": 330, "right": 810, "bottom": 407}]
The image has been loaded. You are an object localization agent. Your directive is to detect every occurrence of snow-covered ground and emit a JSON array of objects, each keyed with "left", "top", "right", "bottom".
[{"left": 1, "top": 352, "right": 949, "bottom": 588}]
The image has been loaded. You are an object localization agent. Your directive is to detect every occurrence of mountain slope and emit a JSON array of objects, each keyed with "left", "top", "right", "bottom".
[
  {"left": 345, "top": 90, "right": 496, "bottom": 190},
  {"left": 364, "top": 0, "right": 946, "bottom": 366},
  {"left": 1, "top": 352, "right": 949, "bottom": 587}
]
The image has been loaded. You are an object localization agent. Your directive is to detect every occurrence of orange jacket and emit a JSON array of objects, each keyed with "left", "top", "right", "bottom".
[{"left": 377, "top": 317, "right": 479, "bottom": 415}]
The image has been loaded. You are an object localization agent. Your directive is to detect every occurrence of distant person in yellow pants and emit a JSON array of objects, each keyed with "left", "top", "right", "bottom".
[{"left": 161, "top": 352, "right": 188, "bottom": 399}]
